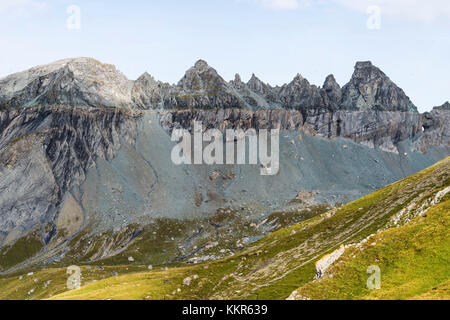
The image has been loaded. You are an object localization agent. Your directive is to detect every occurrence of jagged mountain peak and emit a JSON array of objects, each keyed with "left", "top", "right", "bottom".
[
  {"left": 177, "top": 59, "right": 227, "bottom": 92},
  {"left": 323, "top": 74, "right": 339, "bottom": 88},
  {"left": 193, "top": 59, "right": 210, "bottom": 72},
  {"left": 247, "top": 73, "right": 267, "bottom": 88},
  {"left": 355, "top": 60, "right": 374, "bottom": 69},
  {"left": 132, "top": 72, "right": 173, "bottom": 109},
  {"left": 136, "top": 72, "right": 157, "bottom": 83},
  {"left": 433, "top": 101, "right": 450, "bottom": 110},
  {"left": 247, "top": 73, "right": 264, "bottom": 85},
  {"left": 0, "top": 57, "right": 424, "bottom": 113},
  {"left": 351, "top": 60, "right": 388, "bottom": 83},
  {"left": 292, "top": 73, "right": 305, "bottom": 82},
  {"left": 246, "top": 74, "right": 275, "bottom": 100},
  {"left": 341, "top": 61, "right": 418, "bottom": 112},
  {"left": 172, "top": 60, "right": 244, "bottom": 108},
  {"left": 138, "top": 71, "right": 153, "bottom": 79},
  {"left": 321, "top": 74, "right": 342, "bottom": 111}
]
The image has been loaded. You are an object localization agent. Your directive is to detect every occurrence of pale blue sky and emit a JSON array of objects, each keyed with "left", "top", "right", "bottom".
[{"left": 1, "top": 0, "right": 449, "bottom": 111}]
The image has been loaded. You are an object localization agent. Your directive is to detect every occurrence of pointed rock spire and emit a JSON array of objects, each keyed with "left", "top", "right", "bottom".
[
  {"left": 319, "top": 75, "right": 342, "bottom": 111},
  {"left": 292, "top": 73, "right": 305, "bottom": 82},
  {"left": 278, "top": 73, "right": 323, "bottom": 109},
  {"left": 230, "top": 73, "right": 244, "bottom": 90},
  {"left": 136, "top": 72, "right": 157, "bottom": 85},
  {"left": 247, "top": 74, "right": 269, "bottom": 95},
  {"left": 0, "top": 57, "right": 424, "bottom": 113},
  {"left": 323, "top": 74, "right": 339, "bottom": 90}
]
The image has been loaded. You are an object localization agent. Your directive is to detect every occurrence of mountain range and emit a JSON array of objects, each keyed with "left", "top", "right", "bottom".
[
  {"left": 0, "top": 58, "right": 448, "bottom": 275},
  {"left": 0, "top": 58, "right": 419, "bottom": 112}
]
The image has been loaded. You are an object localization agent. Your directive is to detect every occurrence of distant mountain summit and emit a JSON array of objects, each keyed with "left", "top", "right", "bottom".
[
  {"left": 0, "top": 58, "right": 133, "bottom": 109},
  {"left": 0, "top": 58, "right": 418, "bottom": 112}
]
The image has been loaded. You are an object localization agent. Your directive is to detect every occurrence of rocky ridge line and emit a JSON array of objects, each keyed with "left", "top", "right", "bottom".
[{"left": 0, "top": 58, "right": 419, "bottom": 113}]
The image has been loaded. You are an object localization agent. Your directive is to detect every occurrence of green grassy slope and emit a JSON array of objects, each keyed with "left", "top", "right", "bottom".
[
  {"left": 290, "top": 195, "right": 449, "bottom": 300},
  {"left": 0, "top": 157, "right": 448, "bottom": 300}
]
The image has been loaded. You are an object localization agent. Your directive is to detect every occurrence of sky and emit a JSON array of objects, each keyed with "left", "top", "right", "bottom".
[{"left": 0, "top": 0, "right": 449, "bottom": 112}]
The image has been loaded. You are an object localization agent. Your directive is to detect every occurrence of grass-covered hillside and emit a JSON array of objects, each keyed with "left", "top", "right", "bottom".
[
  {"left": 0, "top": 157, "right": 448, "bottom": 300},
  {"left": 290, "top": 191, "right": 449, "bottom": 300}
]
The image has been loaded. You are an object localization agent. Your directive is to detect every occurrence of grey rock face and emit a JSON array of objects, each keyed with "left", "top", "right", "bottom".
[
  {"left": 246, "top": 74, "right": 279, "bottom": 103},
  {"left": 416, "top": 108, "right": 450, "bottom": 152},
  {"left": 160, "top": 108, "right": 304, "bottom": 132},
  {"left": 341, "top": 61, "right": 417, "bottom": 112},
  {"left": 228, "top": 74, "right": 273, "bottom": 109},
  {"left": 0, "top": 106, "right": 140, "bottom": 242}
]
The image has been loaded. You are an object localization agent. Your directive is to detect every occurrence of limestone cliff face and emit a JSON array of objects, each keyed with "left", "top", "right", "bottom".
[
  {"left": 303, "top": 111, "right": 423, "bottom": 153},
  {"left": 160, "top": 108, "right": 304, "bottom": 132},
  {"left": 0, "top": 106, "right": 140, "bottom": 243},
  {"left": 160, "top": 108, "right": 448, "bottom": 154},
  {"left": 245, "top": 74, "right": 280, "bottom": 105}
]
